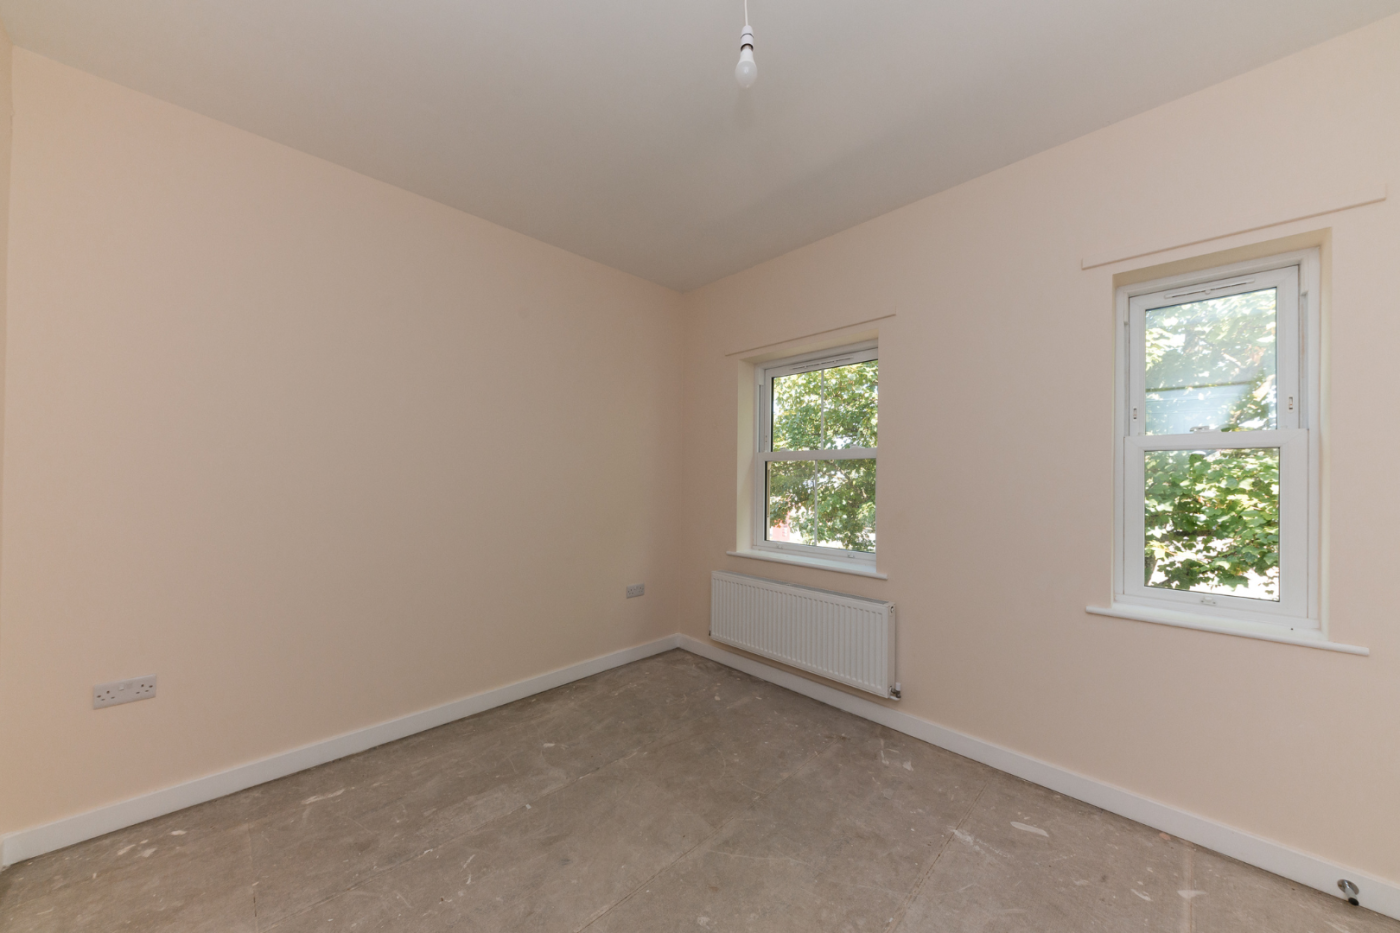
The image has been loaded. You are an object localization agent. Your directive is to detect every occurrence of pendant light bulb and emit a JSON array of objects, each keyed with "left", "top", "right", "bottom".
[
  {"left": 735, "top": 2, "right": 756, "bottom": 89},
  {"left": 736, "top": 37, "right": 756, "bottom": 88}
]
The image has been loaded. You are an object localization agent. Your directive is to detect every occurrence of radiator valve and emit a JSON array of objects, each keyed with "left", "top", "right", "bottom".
[{"left": 889, "top": 683, "right": 902, "bottom": 700}]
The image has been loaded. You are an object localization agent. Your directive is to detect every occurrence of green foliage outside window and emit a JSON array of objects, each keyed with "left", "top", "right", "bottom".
[
  {"left": 767, "top": 361, "right": 877, "bottom": 552},
  {"left": 1143, "top": 288, "right": 1282, "bottom": 599},
  {"left": 1144, "top": 289, "right": 1277, "bottom": 434},
  {"left": 1144, "top": 448, "right": 1280, "bottom": 598},
  {"left": 760, "top": 298, "right": 1287, "bottom": 594}
]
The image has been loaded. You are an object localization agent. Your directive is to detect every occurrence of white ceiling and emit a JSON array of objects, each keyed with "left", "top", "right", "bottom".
[{"left": 2, "top": 1, "right": 1397, "bottom": 291}]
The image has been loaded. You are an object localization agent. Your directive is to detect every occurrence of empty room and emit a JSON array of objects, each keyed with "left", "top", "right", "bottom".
[{"left": 0, "top": 0, "right": 1397, "bottom": 930}]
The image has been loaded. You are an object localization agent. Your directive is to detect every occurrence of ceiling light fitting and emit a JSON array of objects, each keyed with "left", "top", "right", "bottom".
[{"left": 735, "top": 0, "right": 757, "bottom": 88}]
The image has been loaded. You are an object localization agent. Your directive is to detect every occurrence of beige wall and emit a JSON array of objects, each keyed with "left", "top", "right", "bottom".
[
  {"left": 0, "top": 50, "right": 683, "bottom": 836},
  {"left": 0, "top": 20, "right": 12, "bottom": 687},
  {"left": 2, "top": 9, "right": 1398, "bottom": 887},
  {"left": 679, "top": 15, "right": 1400, "bottom": 883}
]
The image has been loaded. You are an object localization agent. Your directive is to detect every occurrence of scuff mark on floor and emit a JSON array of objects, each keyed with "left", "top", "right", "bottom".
[
  {"left": 1011, "top": 822, "right": 1048, "bottom": 837},
  {"left": 953, "top": 826, "right": 1008, "bottom": 861}
]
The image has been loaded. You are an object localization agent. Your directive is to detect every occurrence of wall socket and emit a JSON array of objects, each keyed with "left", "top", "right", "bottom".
[
  {"left": 625, "top": 583, "right": 645, "bottom": 599},
  {"left": 94, "top": 675, "right": 157, "bottom": 709}
]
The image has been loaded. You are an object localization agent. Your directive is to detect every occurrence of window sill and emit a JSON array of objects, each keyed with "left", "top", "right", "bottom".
[
  {"left": 727, "top": 550, "right": 888, "bottom": 579},
  {"left": 1086, "top": 603, "right": 1368, "bottom": 656}
]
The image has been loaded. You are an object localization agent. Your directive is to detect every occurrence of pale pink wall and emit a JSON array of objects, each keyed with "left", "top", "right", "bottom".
[
  {"left": 4, "top": 10, "right": 1399, "bottom": 885},
  {"left": 0, "top": 21, "right": 12, "bottom": 654},
  {"left": 679, "top": 16, "right": 1400, "bottom": 882},
  {"left": 0, "top": 50, "right": 684, "bottom": 836}
]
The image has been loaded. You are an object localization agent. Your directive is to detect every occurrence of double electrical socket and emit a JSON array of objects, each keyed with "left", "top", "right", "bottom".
[
  {"left": 625, "top": 583, "right": 645, "bottom": 598},
  {"left": 94, "top": 675, "right": 157, "bottom": 709}
]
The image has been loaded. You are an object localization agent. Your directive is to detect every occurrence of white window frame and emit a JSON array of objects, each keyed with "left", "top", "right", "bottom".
[
  {"left": 1114, "top": 250, "right": 1321, "bottom": 631},
  {"left": 753, "top": 341, "right": 878, "bottom": 568}
]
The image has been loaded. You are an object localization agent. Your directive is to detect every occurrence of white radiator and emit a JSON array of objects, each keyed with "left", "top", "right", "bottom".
[{"left": 710, "top": 571, "right": 897, "bottom": 699}]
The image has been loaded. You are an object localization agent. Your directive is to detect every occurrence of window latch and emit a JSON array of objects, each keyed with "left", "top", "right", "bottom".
[
  {"left": 1288, "top": 396, "right": 1294, "bottom": 411},
  {"left": 1132, "top": 407, "right": 1138, "bottom": 420}
]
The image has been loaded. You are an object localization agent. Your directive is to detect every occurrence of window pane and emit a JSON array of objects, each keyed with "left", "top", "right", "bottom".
[
  {"left": 1144, "top": 448, "right": 1279, "bottom": 601},
  {"left": 767, "top": 460, "right": 815, "bottom": 545},
  {"left": 1145, "top": 288, "right": 1276, "bottom": 435},
  {"left": 771, "top": 371, "right": 823, "bottom": 452},
  {"left": 772, "top": 360, "right": 877, "bottom": 451},
  {"left": 816, "top": 459, "right": 876, "bottom": 552},
  {"left": 822, "top": 361, "right": 878, "bottom": 449}
]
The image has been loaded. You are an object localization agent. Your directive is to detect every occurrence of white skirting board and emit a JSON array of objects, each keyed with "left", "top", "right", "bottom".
[
  {"left": 0, "top": 635, "right": 683, "bottom": 868},
  {"left": 4, "top": 632, "right": 1395, "bottom": 922},
  {"left": 676, "top": 635, "right": 1400, "bottom": 922}
]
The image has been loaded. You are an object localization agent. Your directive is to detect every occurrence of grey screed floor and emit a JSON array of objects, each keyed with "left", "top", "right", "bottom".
[{"left": 1, "top": 650, "right": 1395, "bottom": 933}]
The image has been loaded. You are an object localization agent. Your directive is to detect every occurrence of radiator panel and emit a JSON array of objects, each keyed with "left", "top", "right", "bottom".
[{"left": 709, "top": 570, "right": 896, "bottom": 698}]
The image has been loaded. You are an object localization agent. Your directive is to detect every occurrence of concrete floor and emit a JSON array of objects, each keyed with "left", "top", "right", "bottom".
[{"left": 1, "top": 650, "right": 1394, "bottom": 932}]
